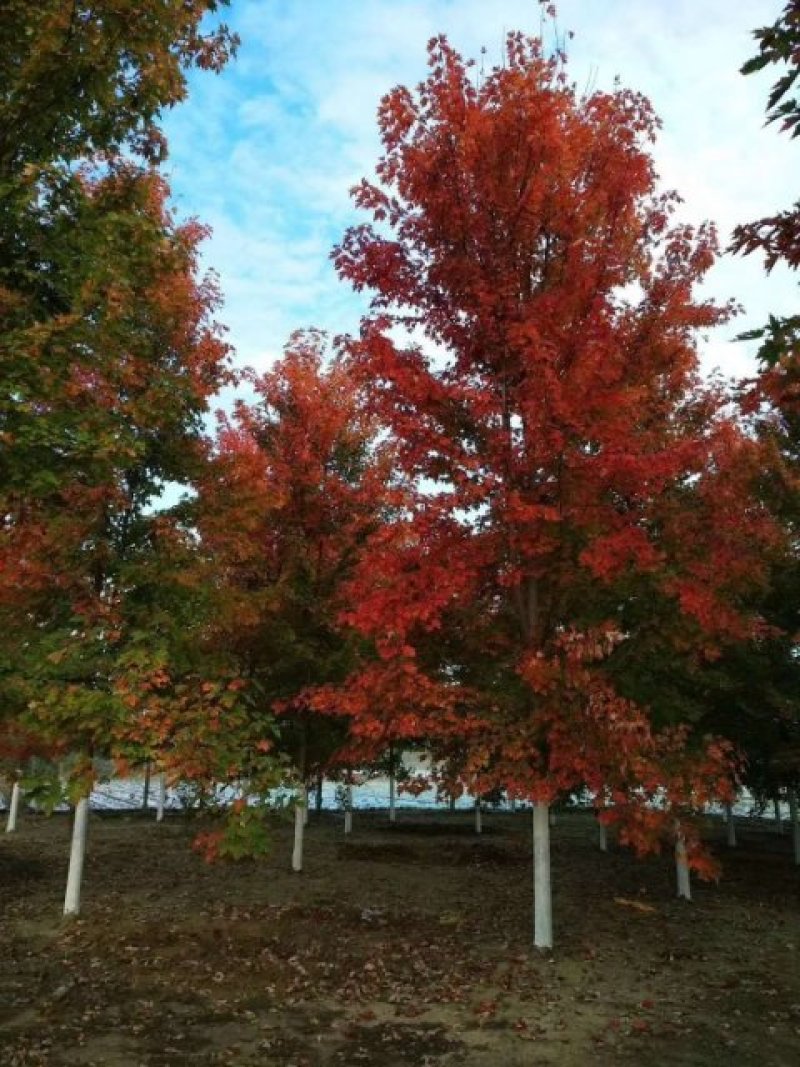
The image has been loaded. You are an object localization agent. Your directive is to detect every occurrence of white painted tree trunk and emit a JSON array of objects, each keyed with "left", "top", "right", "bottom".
[
  {"left": 475, "top": 798, "right": 482, "bottom": 834},
  {"left": 292, "top": 790, "right": 305, "bottom": 872},
  {"left": 5, "top": 780, "right": 21, "bottom": 833},
  {"left": 344, "top": 785, "right": 353, "bottom": 835},
  {"left": 533, "top": 802, "right": 553, "bottom": 949},
  {"left": 389, "top": 769, "right": 396, "bottom": 823},
  {"left": 64, "top": 797, "right": 89, "bottom": 916},
  {"left": 774, "top": 797, "right": 783, "bottom": 834},
  {"left": 156, "top": 771, "right": 166, "bottom": 822},
  {"left": 725, "top": 803, "right": 737, "bottom": 847},
  {"left": 675, "top": 830, "right": 691, "bottom": 901},
  {"left": 788, "top": 789, "right": 800, "bottom": 866},
  {"left": 598, "top": 816, "right": 608, "bottom": 852}
]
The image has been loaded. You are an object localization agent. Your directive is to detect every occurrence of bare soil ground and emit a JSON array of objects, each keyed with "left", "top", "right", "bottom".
[{"left": 1, "top": 807, "right": 798, "bottom": 1066}]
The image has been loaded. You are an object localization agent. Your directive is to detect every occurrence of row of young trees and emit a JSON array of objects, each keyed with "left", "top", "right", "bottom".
[{"left": 2, "top": 2, "right": 799, "bottom": 948}]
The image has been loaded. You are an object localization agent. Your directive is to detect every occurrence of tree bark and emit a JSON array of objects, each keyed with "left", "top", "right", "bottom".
[
  {"left": 675, "top": 829, "right": 691, "bottom": 900},
  {"left": 156, "top": 771, "right": 166, "bottom": 822},
  {"left": 344, "top": 784, "right": 353, "bottom": 835},
  {"left": 64, "top": 797, "right": 89, "bottom": 916},
  {"left": 315, "top": 774, "right": 323, "bottom": 814},
  {"left": 475, "top": 797, "right": 483, "bottom": 834},
  {"left": 292, "top": 788, "right": 305, "bottom": 872},
  {"left": 597, "top": 814, "right": 608, "bottom": 852},
  {"left": 774, "top": 796, "right": 783, "bottom": 834},
  {"left": 142, "top": 762, "right": 151, "bottom": 811},
  {"left": 388, "top": 744, "right": 396, "bottom": 823},
  {"left": 533, "top": 802, "right": 553, "bottom": 949},
  {"left": 5, "top": 780, "right": 21, "bottom": 833},
  {"left": 725, "top": 802, "right": 737, "bottom": 847},
  {"left": 788, "top": 788, "right": 800, "bottom": 866}
]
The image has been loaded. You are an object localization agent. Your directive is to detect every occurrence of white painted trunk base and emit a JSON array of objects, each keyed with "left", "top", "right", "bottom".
[
  {"left": 533, "top": 803, "right": 553, "bottom": 949},
  {"left": 789, "top": 789, "right": 800, "bottom": 867},
  {"left": 64, "top": 797, "right": 89, "bottom": 916},
  {"left": 292, "top": 794, "right": 305, "bottom": 872},
  {"left": 5, "top": 781, "right": 21, "bottom": 833},
  {"left": 675, "top": 832, "right": 691, "bottom": 901},
  {"left": 475, "top": 799, "right": 482, "bottom": 835},
  {"left": 156, "top": 772, "right": 166, "bottom": 822},
  {"left": 725, "top": 803, "right": 737, "bottom": 847}
]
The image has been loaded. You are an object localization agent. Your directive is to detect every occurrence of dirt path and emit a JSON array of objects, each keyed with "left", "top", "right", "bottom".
[{"left": 1, "top": 808, "right": 798, "bottom": 1065}]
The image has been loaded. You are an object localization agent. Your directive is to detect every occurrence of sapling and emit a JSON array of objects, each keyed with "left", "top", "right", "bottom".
[{"left": 5, "top": 780, "right": 21, "bottom": 833}]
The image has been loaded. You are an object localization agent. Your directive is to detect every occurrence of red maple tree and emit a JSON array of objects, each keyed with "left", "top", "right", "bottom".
[{"left": 329, "top": 33, "right": 775, "bottom": 946}]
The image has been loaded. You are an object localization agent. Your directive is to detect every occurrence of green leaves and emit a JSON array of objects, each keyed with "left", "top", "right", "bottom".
[{"left": 741, "top": 2, "right": 800, "bottom": 138}]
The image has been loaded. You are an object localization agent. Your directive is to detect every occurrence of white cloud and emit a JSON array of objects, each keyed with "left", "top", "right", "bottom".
[{"left": 163, "top": 0, "right": 796, "bottom": 386}]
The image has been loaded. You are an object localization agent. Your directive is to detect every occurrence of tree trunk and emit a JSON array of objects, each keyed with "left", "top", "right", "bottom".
[
  {"left": 315, "top": 774, "right": 323, "bottom": 814},
  {"left": 303, "top": 787, "right": 310, "bottom": 826},
  {"left": 5, "top": 780, "right": 21, "bottom": 833},
  {"left": 598, "top": 814, "right": 608, "bottom": 852},
  {"left": 388, "top": 745, "right": 396, "bottom": 823},
  {"left": 533, "top": 802, "right": 553, "bottom": 949},
  {"left": 292, "top": 788, "right": 305, "bottom": 872},
  {"left": 449, "top": 794, "right": 456, "bottom": 813},
  {"left": 344, "top": 784, "right": 353, "bottom": 835},
  {"left": 725, "top": 802, "right": 737, "bottom": 847},
  {"left": 774, "top": 796, "right": 783, "bottom": 834},
  {"left": 142, "top": 762, "right": 151, "bottom": 811},
  {"left": 675, "top": 830, "right": 691, "bottom": 901},
  {"left": 789, "top": 788, "right": 800, "bottom": 866},
  {"left": 156, "top": 771, "right": 166, "bottom": 822},
  {"left": 475, "top": 797, "right": 483, "bottom": 834},
  {"left": 64, "top": 797, "right": 90, "bottom": 916}
]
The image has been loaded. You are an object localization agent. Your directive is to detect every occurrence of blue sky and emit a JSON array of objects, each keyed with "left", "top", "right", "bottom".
[{"left": 162, "top": 0, "right": 796, "bottom": 386}]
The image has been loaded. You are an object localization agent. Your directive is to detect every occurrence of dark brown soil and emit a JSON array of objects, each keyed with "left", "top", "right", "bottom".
[{"left": 1, "top": 808, "right": 798, "bottom": 1066}]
